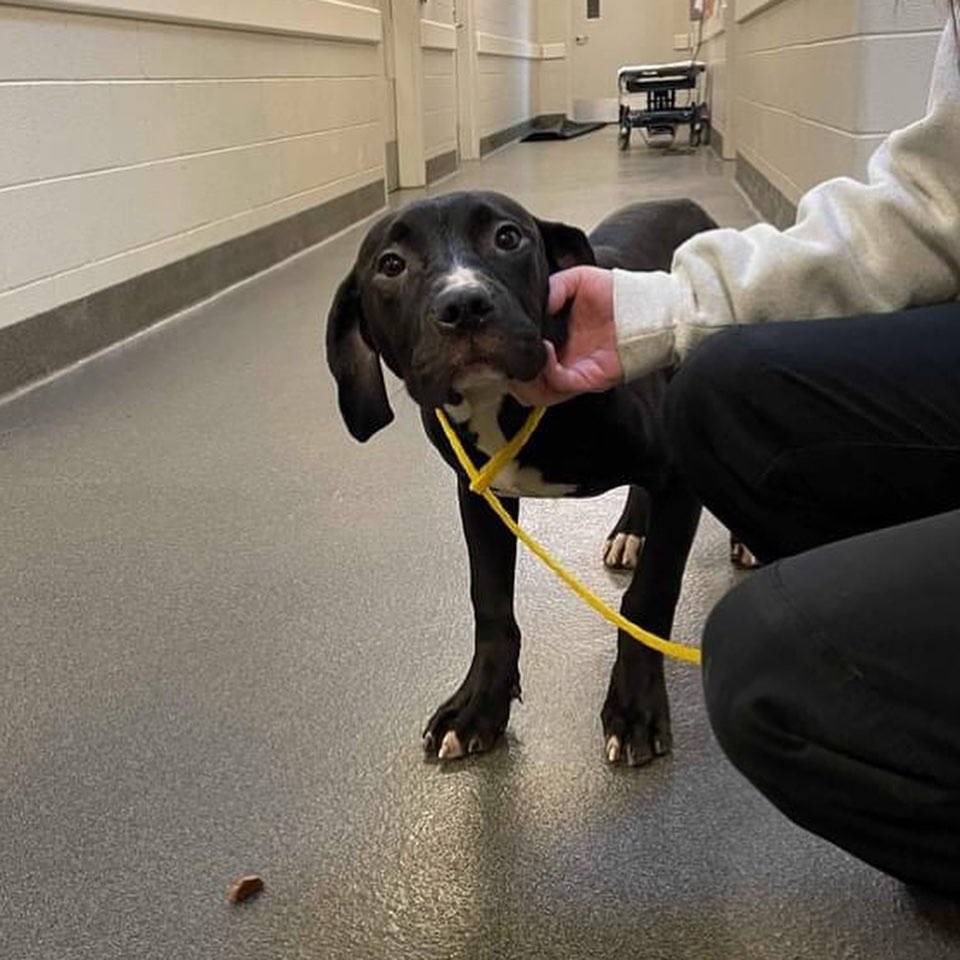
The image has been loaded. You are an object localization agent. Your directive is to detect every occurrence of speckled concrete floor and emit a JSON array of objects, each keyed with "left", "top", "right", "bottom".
[{"left": 2, "top": 129, "right": 958, "bottom": 959}]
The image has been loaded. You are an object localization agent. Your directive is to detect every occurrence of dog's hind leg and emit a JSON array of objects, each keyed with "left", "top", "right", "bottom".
[
  {"left": 603, "top": 485, "right": 650, "bottom": 570},
  {"left": 602, "top": 481, "right": 701, "bottom": 766},
  {"left": 423, "top": 477, "right": 522, "bottom": 761}
]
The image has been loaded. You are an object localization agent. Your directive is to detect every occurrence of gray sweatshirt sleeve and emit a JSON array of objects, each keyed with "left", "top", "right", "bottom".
[{"left": 614, "top": 22, "right": 960, "bottom": 380}]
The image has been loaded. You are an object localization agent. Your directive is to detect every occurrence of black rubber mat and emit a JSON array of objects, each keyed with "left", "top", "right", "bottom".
[{"left": 522, "top": 118, "right": 606, "bottom": 141}]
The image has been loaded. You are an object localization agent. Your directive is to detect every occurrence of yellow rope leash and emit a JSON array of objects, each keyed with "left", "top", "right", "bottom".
[{"left": 435, "top": 407, "right": 702, "bottom": 666}]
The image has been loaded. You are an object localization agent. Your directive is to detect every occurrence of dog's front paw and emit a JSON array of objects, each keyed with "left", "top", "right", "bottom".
[
  {"left": 600, "top": 652, "right": 671, "bottom": 767},
  {"left": 603, "top": 486, "right": 649, "bottom": 571},
  {"left": 422, "top": 654, "right": 520, "bottom": 761}
]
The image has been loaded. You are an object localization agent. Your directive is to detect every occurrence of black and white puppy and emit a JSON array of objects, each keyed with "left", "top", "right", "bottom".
[{"left": 327, "top": 191, "right": 716, "bottom": 767}]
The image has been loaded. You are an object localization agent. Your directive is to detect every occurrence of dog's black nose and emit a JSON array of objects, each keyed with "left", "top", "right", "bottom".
[{"left": 433, "top": 289, "right": 494, "bottom": 330}]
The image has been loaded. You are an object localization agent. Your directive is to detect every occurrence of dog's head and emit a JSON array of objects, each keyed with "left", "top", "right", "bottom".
[{"left": 326, "top": 191, "right": 595, "bottom": 441}]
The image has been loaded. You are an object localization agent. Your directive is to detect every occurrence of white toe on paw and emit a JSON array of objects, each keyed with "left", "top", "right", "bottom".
[
  {"left": 622, "top": 534, "right": 643, "bottom": 569},
  {"left": 438, "top": 730, "right": 464, "bottom": 760},
  {"left": 731, "top": 539, "right": 761, "bottom": 569},
  {"left": 606, "top": 735, "right": 622, "bottom": 764},
  {"left": 604, "top": 533, "right": 643, "bottom": 569},
  {"left": 604, "top": 533, "right": 627, "bottom": 567},
  {"left": 602, "top": 536, "right": 617, "bottom": 566}
]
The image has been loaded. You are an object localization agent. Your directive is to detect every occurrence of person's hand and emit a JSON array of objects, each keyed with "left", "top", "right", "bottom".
[{"left": 510, "top": 266, "right": 622, "bottom": 407}]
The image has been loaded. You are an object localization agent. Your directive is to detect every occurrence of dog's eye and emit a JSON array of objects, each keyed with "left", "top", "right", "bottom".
[
  {"left": 377, "top": 252, "right": 406, "bottom": 277},
  {"left": 494, "top": 224, "right": 523, "bottom": 251}
]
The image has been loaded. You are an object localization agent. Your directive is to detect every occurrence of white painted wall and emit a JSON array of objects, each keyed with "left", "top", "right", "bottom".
[
  {"left": 733, "top": 0, "right": 943, "bottom": 204},
  {"left": 475, "top": 0, "right": 539, "bottom": 138},
  {"left": 694, "top": 1, "right": 732, "bottom": 157},
  {"left": 0, "top": 3, "right": 386, "bottom": 332},
  {"left": 423, "top": 47, "right": 458, "bottom": 160},
  {"left": 538, "top": 0, "right": 572, "bottom": 116},
  {"left": 567, "top": 0, "right": 680, "bottom": 119},
  {"left": 421, "top": 0, "right": 455, "bottom": 23},
  {"left": 476, "top": 0, "right": 537, "bottom": 40}
]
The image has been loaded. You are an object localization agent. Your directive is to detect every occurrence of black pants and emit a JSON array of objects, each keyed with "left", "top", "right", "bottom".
[{"left": 666, "top": 303, "right": 960, "bottom": 895}]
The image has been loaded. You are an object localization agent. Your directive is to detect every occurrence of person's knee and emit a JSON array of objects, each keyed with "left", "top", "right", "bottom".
[
  {"left": 701, "top": 566, "right": 799, "bottom": 778},
  {"left": 701, "top": 581, "right": 758, "bottom": 771}
]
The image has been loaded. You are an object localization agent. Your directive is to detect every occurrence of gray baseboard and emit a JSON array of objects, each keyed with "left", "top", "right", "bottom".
[
  {"left": 0, "top": 179, "right": 386, "bottom": 398},
  {"left": 480, "top": 117, "right": 537, "bottom": 157},
  {"left": 710, "top": 126, "right": 724, "bottom": 161},
  {"left": 425, "top": 149, "right": 458, "bottom": 184},
  {"left": 735, "top": 153, "right": 797, "bottom": 230},
  {"left": 479, "top": 114, "right": 578, "bottom": 156}
]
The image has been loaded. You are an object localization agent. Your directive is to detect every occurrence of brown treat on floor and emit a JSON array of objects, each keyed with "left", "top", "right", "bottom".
[{"left": 227, "top": 874, "right": 264, "bottom": 903}]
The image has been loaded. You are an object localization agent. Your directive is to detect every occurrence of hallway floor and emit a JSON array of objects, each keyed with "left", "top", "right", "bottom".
[{"left": 2, "top": 128, "right": 958, "bottom": 959}]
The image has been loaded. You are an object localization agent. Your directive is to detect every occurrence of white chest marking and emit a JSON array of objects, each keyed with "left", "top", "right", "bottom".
[{"left": 445, "top": 386, "right": 576, "bottom": 499}]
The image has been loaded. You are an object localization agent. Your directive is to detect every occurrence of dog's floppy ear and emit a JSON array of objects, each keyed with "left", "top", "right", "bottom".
[
  {"left": 325, "top": 271, "right": 394, "bottom": 442},
  {"left": 535, "top": 218, "right": 597, "bottom": 272}
]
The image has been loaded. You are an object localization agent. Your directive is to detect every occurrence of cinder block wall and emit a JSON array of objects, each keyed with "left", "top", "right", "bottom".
[
  {"left": 2, "top": 0, "right": 946, "bottom": 396},
  {"left": 0, "top": 3, "right": 387, "bottom": 335},
  {"left": 0, "top": 0, "right": 577, "bottom": 395},
  {"left": 731, "top": 0, "right": 943, "bottom": 224}
]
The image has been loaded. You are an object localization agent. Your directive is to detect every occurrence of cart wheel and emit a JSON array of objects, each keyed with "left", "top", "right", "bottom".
[{"left": 618, "top": 126, "right": 630, "bottom": 151}]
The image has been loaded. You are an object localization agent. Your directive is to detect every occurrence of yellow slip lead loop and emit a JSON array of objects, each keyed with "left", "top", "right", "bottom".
[
  {"left": 468, "top": 405, "right": 547, "bottom": 494},
  {"left": 435, "top": 408, "right": 702, "bottom": 666}
]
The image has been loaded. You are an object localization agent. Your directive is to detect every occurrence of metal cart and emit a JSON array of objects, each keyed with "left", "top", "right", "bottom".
[{"left": 617, "top": 60, "right": 709, "bottom": 150}]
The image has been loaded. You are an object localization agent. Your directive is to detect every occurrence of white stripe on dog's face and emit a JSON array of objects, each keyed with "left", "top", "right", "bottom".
[{"left": 440, "top": 265, "right": 485, "bottom": 293}]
